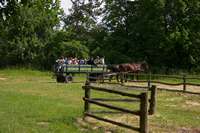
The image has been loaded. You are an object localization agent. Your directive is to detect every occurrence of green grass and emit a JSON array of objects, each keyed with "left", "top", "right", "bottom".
[
  {"left": 0, "top": 68, "right": 83, "bottom": 133},
  {"left": 0, "top": 68, "right": 200, "bottom": 132}
]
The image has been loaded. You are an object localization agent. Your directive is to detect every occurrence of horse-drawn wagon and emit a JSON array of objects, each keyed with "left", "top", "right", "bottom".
[
  {"left": 53, "top": 64, "right": 108, "bottom": 83},
  {"left": 53, "top": 61, "right": 149, "bottom": 83}
]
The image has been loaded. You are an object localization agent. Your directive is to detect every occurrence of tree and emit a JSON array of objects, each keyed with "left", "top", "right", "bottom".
[
  {"left": 63, "top": 0, "right": 104, "bottom": 57},
  {"left": 0, "top": 0, "right": 62, "bottom": 68},
  {"left": 100, "top": 0, "right": 200, "bottom": 71},
  {"left": 43, "top": 31, "right": 89, "bottom": 69}
]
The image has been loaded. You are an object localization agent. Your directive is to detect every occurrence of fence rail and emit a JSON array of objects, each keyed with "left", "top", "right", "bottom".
[
  {"left": 85, "top": 112, "right": 141, "bottom": 131},
  {"left": 94, "top": 72, "right": 200, "bottom": 94},
  {"left": 83, "top": 84, "right": 157, "bottom": 133}
]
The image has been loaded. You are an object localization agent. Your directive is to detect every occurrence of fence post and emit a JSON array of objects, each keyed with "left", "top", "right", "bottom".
[
  {"left": 78, "top": 64, "right": 81, "bottom": 72},
  {"left": 84, "top": 82, "right": 91, "bottom": 114},
  {"left": 183, "top": 75, "right": 186, "bottom": 92},
  {"left": 91, "top": 65, "right": 93, "bottom": 72},
  {"left": 125, "top": 73, "right": 128, "bottom": 82},
  {"left": 66, "top": 64, "right": 68, "bottom": 73},
  {"left": 102, "top": 72, "right": 105, "bottom": 83},
  {"left": 120, "top": 73, "right": 124, "bottom": 84},
  {"left": 149, "top": 85, "right": 157, "bottom": 115},
  {"left": 86, "top": 73, "right": 90, "bottom": 82},
  {"left": 148, "top": 72, "right": 151, "bottom": 88},
  {"left": 140, "top": 92, "right": 148, "bottom": 133}
]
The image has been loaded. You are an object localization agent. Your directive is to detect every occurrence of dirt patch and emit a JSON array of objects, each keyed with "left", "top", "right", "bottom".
[
  {"left": 124, "top": 82, "right": 200, "bottom": 93},
  {"left": 178, "top": 127, "right": 200, "bottom": 133},
  {"left": 37, "top": 121, "right": 49, "bottom": 127},
  {"left": 76, "top": 117, "right": 115, "bottom": 133},
  {"left": 185, "top": 101, "right": 200, "bottom": 106},
  {"left": 91, "top": 82, "right": 200, "bottom": 94},
  {"left": 76, "top": 115, "right": 138, "bottom": 133},
  {"left": 0, "top": 77, "right": 7, "bottom": 81}
]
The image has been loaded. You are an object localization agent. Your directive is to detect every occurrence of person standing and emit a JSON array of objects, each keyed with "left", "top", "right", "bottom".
[{"left": 64, "top": 57, "right": 68, "bottom": 65}]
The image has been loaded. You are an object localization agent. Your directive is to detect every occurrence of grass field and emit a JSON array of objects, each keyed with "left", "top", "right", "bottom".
[{"left": 0, "top": 68, "right": 200, "bottom": 133}]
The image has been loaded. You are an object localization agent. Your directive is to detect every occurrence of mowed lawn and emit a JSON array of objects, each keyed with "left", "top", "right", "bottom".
[
  {"left": 0, "top": 69, "right": 84, "bottom": 133},
  {"left": 0, "top": 69, "right": 200, "bottom": 133}
]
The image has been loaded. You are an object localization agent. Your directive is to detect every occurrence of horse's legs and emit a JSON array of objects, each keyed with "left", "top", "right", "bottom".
[
  {"left": 136, "top": 72, "right": 139, "bottom": 81},
  {"left": 120, "top": 73, "right": 124, "bottom": 83},
  {"left": 134, "top": 73, "right": 136, "bottom": 81},
  {"left": 109, "top": 75, "right": 112, "bottom": 82},
  {"left": 131, "top": 73, "right": 134, "bottom": 80},
  {"left": 116, "top": 74, "right": 119, "bottom": 82},
  {"left": 125, "top": 73, "right": 128, "bottom": 82},
  {"left": 116, "top": 74, "right": 121, "bottom": 82}
]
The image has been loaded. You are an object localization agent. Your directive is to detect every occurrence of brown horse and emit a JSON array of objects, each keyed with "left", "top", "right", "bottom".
[
  {"left": 107, "top": 62, "right": 149, "bottom": 82},
  {"left": 118, "top": 62, "right": 149, "bottom": 73},
  {"left": 119, "top": 62, "right": 149, "bottom": 82}
]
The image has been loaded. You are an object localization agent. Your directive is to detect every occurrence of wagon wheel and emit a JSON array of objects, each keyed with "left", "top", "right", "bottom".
[
  {"left": 56, "top": 75, "right": 66, "bottom": 83},
  {"left": 67, "top": 75, "right": 73, "bottom": 82}
]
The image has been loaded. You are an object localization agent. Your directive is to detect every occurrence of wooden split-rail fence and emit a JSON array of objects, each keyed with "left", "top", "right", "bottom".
[
  {"left": 87, "top": 72, "right": 200, "bottom": 95},
  {"left": 82, "top": 82, "right": 157, "bottom": 133},
  {"left": 120, "top": 73, "right": 200, "bottom": 95}
]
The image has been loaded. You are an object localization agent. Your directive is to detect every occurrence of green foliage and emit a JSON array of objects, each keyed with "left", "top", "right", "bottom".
[
  {"left": 64, "top": 0, "right": 200, "bottom": 72},
  {"left": 58, "top": 40, "right": 89, "bottom": 58},
  {"left": 0, "top": 0, "right": 200, "bottom": 72},
  {"left": 41, "top": 31, "right": 89, "bottom": 69},
  {"left": 0, "top": 0, "right": 62, "bottom": 68}
]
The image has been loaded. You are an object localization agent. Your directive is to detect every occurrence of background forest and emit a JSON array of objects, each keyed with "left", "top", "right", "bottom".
[{"left": 0, "top": 0, "right": 200, "bottom": 73}]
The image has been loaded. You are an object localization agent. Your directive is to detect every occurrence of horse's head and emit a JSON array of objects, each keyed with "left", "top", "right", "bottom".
[
  {"left": 107, "top": 64, "right": 120, "bottom": 72},
  {"left": 141, "top": 61, "right": 149, "bottom": 72}
]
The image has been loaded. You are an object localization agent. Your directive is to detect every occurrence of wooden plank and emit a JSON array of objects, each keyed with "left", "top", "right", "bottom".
[
  {"left": 98, "top": 82, "right": 121, "bottom": 85},
  {"left": 82, "top": 86, "right": 141, "bottom": 98},
  {"left": 127, "top": 80, "right": 148, "bottom": 83},
  {"left": 121, "top": 73, "right": 182, "bottom": 79},
  {"left": 148, "top": 74, "right": 182, "bottom": 79},
  {"left": 185, "top": 83, "right": 200, "bottom": 86},
  {"left": 183, "top": 75, "right": 186, "bottom": 91},
  {"left": 94, "top": 82, "right": 149, "bottom": 90},
  {"left": 158, "top": 87, "right": 184, "bottom": 92},
  {"left": 85, "top": 113, "right": 140, "bottom": 132},
  {"left": 60, "top": 64, "right": 108, "bottom": 73},
  {"left": 90, "top": 110, "right": 126, "bottom": 114},
  {"left": 122, "top": 85, "right": 149, "bottom": 90},
  {"left": 158, "top": 88, "right": 200, "bottom": 95},
  {"left": 63, "top": 71, "right": 105, "bottom": 74},
  {"left": 83, "top": 97, "right": 140, "bottom": 116},
  {"left": 151, "top": 81, "right": 183, "bottom": 86},
  {"left": 184, "top": 77, "right": 200, "bottom": 80},
  {"left": 91, "top": 98, "right": 140, "bottom": 102}
]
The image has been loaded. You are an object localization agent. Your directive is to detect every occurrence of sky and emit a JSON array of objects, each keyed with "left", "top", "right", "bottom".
[{"left": 61, "top": 0, "right": 72, "bottom": 15}]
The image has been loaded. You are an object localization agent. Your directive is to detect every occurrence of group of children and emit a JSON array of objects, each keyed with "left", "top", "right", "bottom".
[
  {"left": 55, "top": 56, "right": 105, "bottom": 66},
  {"left": 56, "top": 57, "right": 84, "bottom": 65}
]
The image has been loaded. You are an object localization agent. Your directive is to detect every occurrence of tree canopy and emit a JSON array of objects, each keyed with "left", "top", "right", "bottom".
[{"left": 0, "top": 0, "right": 200, "bottom": 72}]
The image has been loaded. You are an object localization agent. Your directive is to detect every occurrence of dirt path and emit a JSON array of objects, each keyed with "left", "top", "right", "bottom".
[
  {"left": 124, "top": 82, "right": 200, "bottom": 93},
  {"left": 0, "top": 77, "right": 7, "bottom": 81}
]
